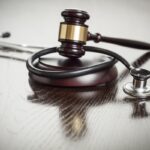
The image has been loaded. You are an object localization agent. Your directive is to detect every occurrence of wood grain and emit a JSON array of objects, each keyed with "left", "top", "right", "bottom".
[{"left": 0, "top": 48, "right": 150, "bottom": 150}]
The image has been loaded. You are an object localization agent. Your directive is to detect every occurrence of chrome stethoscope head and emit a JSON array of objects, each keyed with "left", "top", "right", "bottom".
[{"left": 124, "top": 68, "right": 150, "bottom": 98}]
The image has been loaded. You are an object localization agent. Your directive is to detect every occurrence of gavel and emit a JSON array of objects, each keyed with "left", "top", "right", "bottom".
[
  {"left": 58, "top": 9, "right": 150, "bottom": 58},
  {"left": 26, "top": 9, "right": 150, "bottom": 98}
]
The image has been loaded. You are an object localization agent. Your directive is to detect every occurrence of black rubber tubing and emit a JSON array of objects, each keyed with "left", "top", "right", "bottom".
[{"left": 26, "top": 46, "right": 131, "bottom": 79}]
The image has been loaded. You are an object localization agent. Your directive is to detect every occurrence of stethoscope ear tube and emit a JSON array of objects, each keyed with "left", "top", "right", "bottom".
[
  {"left": 25, "top": 45, "right": 142, "bottom": 79},
  {"left": 84, "top": 46, "right": 131, "bottom": 69},
  {"left": 26, "top": 46, "right": 118, "bottom": 79}
]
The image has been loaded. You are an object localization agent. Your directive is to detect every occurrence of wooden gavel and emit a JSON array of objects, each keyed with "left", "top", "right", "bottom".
[
  {"left": 58, "top": 9, "right": 150, "bottom": 58},
  {"left": 58, "top": 9, "right": 101, "bottom": 58}
]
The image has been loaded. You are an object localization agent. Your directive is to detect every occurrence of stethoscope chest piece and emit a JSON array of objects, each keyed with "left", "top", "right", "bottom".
[
  {"left": 123, "top": 83, "right": 150, "bottom": 98},
  {"left": 123, "top": 68, "right": 150, "bottom": 98}
]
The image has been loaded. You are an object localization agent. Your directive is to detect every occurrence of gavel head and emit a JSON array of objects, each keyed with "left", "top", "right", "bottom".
[{"left": 58, "top": 9, "right": 90, "bottom": 58}]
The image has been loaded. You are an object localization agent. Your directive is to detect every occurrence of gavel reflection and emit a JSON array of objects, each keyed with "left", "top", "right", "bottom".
[
  {"left": 28, "top": 80, "right": 117, "bottom": 139},
  {"left": 60, "top": 103, "right": 87, "bottom": 138},
  {"left": 28, "top": 80, "right": 150, "bottom": 140}
]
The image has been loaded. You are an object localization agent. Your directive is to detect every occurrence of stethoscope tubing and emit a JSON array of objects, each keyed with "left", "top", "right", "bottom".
[{"left": 26, "top": 46, "right": 131, "bottom": 79}]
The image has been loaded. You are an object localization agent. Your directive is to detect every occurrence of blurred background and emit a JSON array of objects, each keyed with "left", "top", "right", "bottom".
[
  {"left": 1, "top": 0, "right": 150, "bottom": 72},
  {"left": 0, "top": 0, "right": 150, "bottom": 47}
]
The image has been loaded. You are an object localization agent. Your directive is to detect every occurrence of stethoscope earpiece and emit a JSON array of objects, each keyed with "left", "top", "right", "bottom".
[
  {"left": 123, "top": 68, "right": 150, "bottom": 98},
  {"left": 0, "top": 32, "right": 11, "bottom": 38}
]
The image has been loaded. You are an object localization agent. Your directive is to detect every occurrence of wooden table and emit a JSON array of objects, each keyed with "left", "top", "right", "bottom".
[{"left": 0, "top": 45, "right": 150, "bottom": 150}]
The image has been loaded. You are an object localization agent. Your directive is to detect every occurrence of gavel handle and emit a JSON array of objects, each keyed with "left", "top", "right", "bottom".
[
  {"left": 101, "top": 36, "right": 150, "bottom": 50},
  {"left": 88, "top": 33, "right": 150, "bottom": 50}
]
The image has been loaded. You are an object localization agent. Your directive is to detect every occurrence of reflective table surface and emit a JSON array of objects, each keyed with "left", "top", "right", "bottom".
[{"left": 0, "top": 48, "right": 150, "bottom": 150}]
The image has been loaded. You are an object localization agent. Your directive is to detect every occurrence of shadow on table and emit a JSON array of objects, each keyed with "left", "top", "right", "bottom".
[
  {"left": 27, "top": 51, "right": 150, "bottom": 139},
  {"left": 28, "top": 79, "right": 117, "bottom": 139}
]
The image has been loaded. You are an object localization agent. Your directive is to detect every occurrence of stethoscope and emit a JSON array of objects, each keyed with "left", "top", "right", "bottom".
[{"left": 1, "top": 9, "right": 150, "bottom": 98}]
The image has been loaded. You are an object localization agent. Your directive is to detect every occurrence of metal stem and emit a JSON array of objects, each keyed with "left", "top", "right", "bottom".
[{"left": 133, "top": 79, "right": 147, "bottom": 89}]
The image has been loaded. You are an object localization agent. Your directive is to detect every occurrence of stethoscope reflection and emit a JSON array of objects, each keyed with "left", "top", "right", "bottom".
[
  {"left": 132, "top": 101, "right": 149, "bottom": 118},
  {"left": 28, "top": 79, "right": 117, "bottom": 139},
  {"left": 124, "top": 98, "right": 150, "bottom": 118}
]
